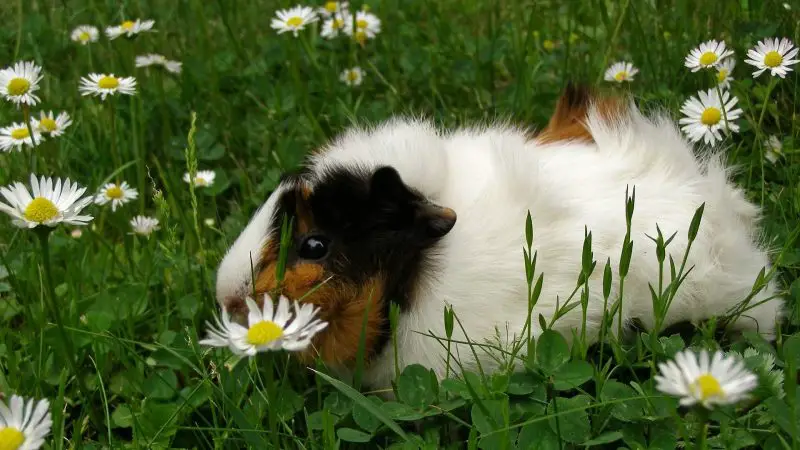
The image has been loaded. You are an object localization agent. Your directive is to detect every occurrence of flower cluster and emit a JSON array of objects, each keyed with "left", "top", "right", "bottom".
[{"left": 270, "top": 2, "right": 380, "bottom": 88}]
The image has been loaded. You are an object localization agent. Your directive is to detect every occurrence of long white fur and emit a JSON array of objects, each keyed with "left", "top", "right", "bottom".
[{"left": 216, "top": 102, "right": 784, "bottom": 391}]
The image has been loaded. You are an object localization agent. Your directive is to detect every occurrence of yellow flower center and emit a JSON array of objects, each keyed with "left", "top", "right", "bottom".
[
  {"left": 700, "top": 107, "right": 722, "bottom": 126},
  {"left": 6, "top": 78, "right": 30, "bottom": 96},
  {"left": 39, "top": 118, "right": 57, "bottom": 132},
  {"left": 717, "top": 69, "right": 728, "bottom": 83},
  {"left": 79, "top": 31, "right": 91, "bottom": 41},
  {"left": 105, "top": 186, "right": 124, "bottom": 199},
  {"left": 347, "top": 71, "right": 359, "bottom": 81},
  {"left": 543, "top": 40, "right": 555, "bottom": 51},
  {"left": 97, "top": 76, "right": 119, "bottom": 89},
  {"left": 23, "top": 197, "right": 59, "bottom": 223},
  {"left": 325, "top": 1, "right": 338, "bottom": 12},
  {"left": 699, "top": 51, "right": 718, "bottom": 66},
  {"left": 10, "top": 128, "right": 29, "bottom": 140},
  {"left": 0, "top": 427, "right": 26, "bottom": 450},
  {"left": 614, "top": 71, "right": 628, "bottom": 81},
  {"left": 356, "top": 19, "right": 368, "bottom": 29},
  {"left": 693, "top": 374, "right": 724, "bottom": 400},
  {"left": 194, "top": 176, "right": 207, "bottom": 186},
  {"left": 333, "top": 18, "right": 345, "bottom": 29},
  {"left": 355, "top": 31, "right": 367, "bottom": 44},
  {"left": 246, "top": 321, "right": 284, "bottom": 345},
  {"left": 121, "top": 20, "right": 135, "bottom": 30},
  {"left": 286, "top": 16, "right": 304, "bottom": 27},
  {"left": 764, "top": 50, "right": 783, "bottom": 68}
]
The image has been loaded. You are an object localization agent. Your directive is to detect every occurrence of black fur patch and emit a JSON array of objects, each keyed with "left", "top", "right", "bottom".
[{"left": 268, "top": 164, "right": 454, "bottom": 360}]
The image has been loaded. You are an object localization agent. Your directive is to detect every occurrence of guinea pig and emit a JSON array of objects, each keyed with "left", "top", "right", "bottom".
[{"left": 214, "top": 84, "right": 784, "bottom": 391}]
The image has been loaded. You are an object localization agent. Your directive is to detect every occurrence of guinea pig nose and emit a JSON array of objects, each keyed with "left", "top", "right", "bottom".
[{"left": 224, "top": 295, "right": 246, "bottom": 312}]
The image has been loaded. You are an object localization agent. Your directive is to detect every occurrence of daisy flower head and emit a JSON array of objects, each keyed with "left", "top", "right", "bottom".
[
  {"left": 33, "top": 111, "right": 72, "bottom": 137},
  {"left": 679, "top": 88, "right": 743, "bottom": 146},
  {"left": 744, "top": 37, "right": 799, "bottom": 78},
  {"left": 318, "top": 1, "right": 349, "bottom": 18},
  {"left": 716, "top": 57, "right": 736, "bottom": 89},
  {"left": 79, "top": 73, "right": 137, "bottom": 100},
  {"left": 271, "top": 5, "right": 319, "bottom": 37},
  {"left": 764, "top": 135, "right": 783, "bottom": 164},
  {"left": 685, "top": 39, "right": 734, "bottom": 72},
  {"left": 94, "top": 181, "right": 138, "bottom": 212},
  {"left": 0, "top": 122, "right": 43, "bottom": 152},
  {"left": 0, "top": 394, "right": 52, "bottom": 450},
  {"left": 0, "top": 174, "right": 94, "bottom": 228},
  {"left": 135, "top": 54, "right": 182, "bottom": 74},
  {"left": 130, "top": 215, "right": 160, "bottom": 236},
  {"left": 105, "top": 19, "right": 155, "bottom": 40},
  {"left": 655, "top": 348, "right": 758, "bottom": 409},
  {"left": 344, "top": 10, "right": 381, "bottom": 44},
  {"left": 321, "top": 14, "right": 349, "bottom": 39},
  {"left": 199, "top": 293, "right": 328, "bottom": 355},
  {"left": 183, "top": 170, "right": 216, "bottom": 188},
  {"left": 0, "top": 61, "right": 43, "bottom": 107},
  {"left": 340, "top": 67, "right": 364, "bottom": 86},
  {"left": 70, "top": 25, "right": 99, "bottom": 45},
  {"left": 603, "top": 61, "right": 639, "bottom": 83}
]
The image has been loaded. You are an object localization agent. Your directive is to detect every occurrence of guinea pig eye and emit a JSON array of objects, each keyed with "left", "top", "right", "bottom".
[{"left": 297, "top": 235, "right": 331, "bottom": 260}]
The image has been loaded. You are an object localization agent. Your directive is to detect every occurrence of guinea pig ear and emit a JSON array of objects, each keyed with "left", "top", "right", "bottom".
[{"left": 368, "top": 166, "right": 456, "bottom": 240}]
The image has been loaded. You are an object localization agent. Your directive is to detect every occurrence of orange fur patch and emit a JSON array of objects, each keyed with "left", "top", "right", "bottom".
[{"left": 534, "top": 84, "right": 628, "bottom": 145}]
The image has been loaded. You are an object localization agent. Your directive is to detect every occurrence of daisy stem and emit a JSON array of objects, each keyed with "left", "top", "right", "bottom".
[
  {"left": 108, "top": 100, "right": 122, "bottom": 174},
  {"left": 35, "top": 227, "right": 101, "bottom": 428},
  {"left": 23, "top": 105, "right": 38, "bottom": 173},
  {"left": 694, "top": 407, "right": 710, "bottom": 450}
]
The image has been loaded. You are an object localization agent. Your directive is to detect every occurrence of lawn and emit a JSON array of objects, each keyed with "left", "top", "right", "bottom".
[{"left": 1, "top": 0, "right": 799, "bottom": 448}]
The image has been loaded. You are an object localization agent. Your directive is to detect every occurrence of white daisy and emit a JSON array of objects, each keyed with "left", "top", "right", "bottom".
[
  {"left": 70, "top": 25, "right": 99, "bottom": 45},
  {"left": 655, "top": 348, "right": 758, "bottom": 409},
  {"left": 679, "top": 88, "right": 743, "bottom": 145},
  {"left": 134, "top": 54, "right": 182, "bottom": 74},
  {"left": 764, "top": 135, "right": 783, "bottom": 164},
  {"left": 320, "top": 14, "right": 348, "bottom": 39},
  {"left": 340, "top": 67, "right": 364, "bottom": 86},
  {"left": 94, "top": 181, "right": 138, "bottom": 212},
  {"left": 344, "top": 10, "right": 381, "bottom": 43},
  {"left": 105, "top": 19, "right": 155, "bottom": 40},
  {"left": 0, "top": 174, "right": 94, "bottom": 228},
  {"left": 744, "top": 37, "right": 799, "bottom": 78},
  {"left": 0, "top": 61, "right": 43, "bottom": 107},
  {"left": 33, "top": 111, "right": 72, "bottom": 137},
  {"left": 183, "top": 170, "right": 216, "bottom": 188},
  {"left": 603, "top": 61, "right": 639, "bottom": 82},
  {"left": 318, "top": 1, "right": 349, "bottom": 18},
  {"left": 0, "top": 394, "right": 52, "bottom": 450},
  {"left": 130, "top": 215, "right": 160, "bottom": 236},
  {"left": 199, "top": 294, "right": 328, "bottom": 355},
  {"left": 271, "top": 6, "right": 319, "bottom": 37},
  {"left": 0, "top": 122, "right": 43, "bottom": 152},
  {"left": 78, "top": 73, "right": 137, "bottom": 100},
  {"left": 715, "top": 58, "right": 736, "bottom": 89},
  {"left": 684, "top": 39, "right": 734, "bottom": 72}
]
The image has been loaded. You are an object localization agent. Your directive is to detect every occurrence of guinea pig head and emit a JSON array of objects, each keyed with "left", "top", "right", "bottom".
[{"left": 214, "top": 165, "right": 457, "bottom": 368}]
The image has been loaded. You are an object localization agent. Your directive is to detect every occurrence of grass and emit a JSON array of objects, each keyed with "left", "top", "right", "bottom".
[{"left": 1, "top": 0, "right": 799, "bottom": 448}]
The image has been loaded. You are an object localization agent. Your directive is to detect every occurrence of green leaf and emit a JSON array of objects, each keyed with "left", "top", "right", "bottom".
[
  {"left": 397, "top": 364, "right": 437, "bottom": 408},
  {"left": 353, "top": 396, "right": 383, "bottom": 433},
  {"left": 312, "top": 369, "right": 409, "bottom": 442},
  {"left": 142, "top": 370, "right": 178, "bottom": 400},
  {"left": 536, "top": 330, "right": 570, "bottom": 374},
  {"left": 323, "top": 391, "right": 353, "bottom": 417},
  {"left": 582, "top": 431, "right": 623, "bottom": 446},
  {"left": 517, "top": 421, "right": 560, "bottom": 450},
  {"left": 552, "top": 361, "right": 593, "bottom": 391},
  {"left": 111, "top": 405, "right": 133, "bottom": 428},
  {"left": 764, "top": 396, "right": 798, "bottom": 438},
  {"left": 546, "top": 395, "right": 591, "bottom": 444},
  {"left": 337, "top": 427, "right": 373, "bottom": 443},
  {"left": 381, "top": 401, "right": 425, "bottom": 421},
  {"left": 507, "top": 372, "right": 539, "bottom": 396},
  {"left": 601, "top": 380, "right": 644, "bottom": 422}
]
